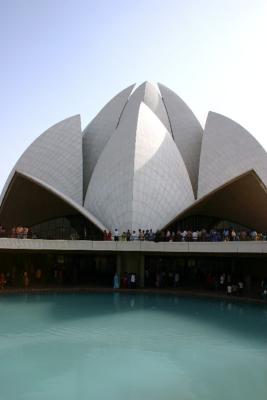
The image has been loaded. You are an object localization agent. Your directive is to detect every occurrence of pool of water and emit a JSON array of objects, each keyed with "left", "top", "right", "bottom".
[{"left": 0, "top": 292, "right": 267, "bottom": 400}]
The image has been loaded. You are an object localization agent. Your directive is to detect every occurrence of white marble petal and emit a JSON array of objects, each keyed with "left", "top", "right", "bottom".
[
  {"left": 84, "top": 101, "right": 194, "bottom": 232},
  {"left": 82, "top": 84, "right": 135, "bottom": 195},
  {"left": 119, "top": 81, "right": 171, "bottom": 133},
  {"left": 158, "top": 83, "right": 203, "bottom": 197},
  {"left": 198, "top": 112, "right": 267, "bottom": 198},
  {"left": 0, "top": 115, "right": 83, "bottom": 207}
]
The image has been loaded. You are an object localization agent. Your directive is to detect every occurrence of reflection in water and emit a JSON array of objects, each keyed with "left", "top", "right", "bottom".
[
  {"left": 112, "top": 292, "right": 120, "bottom": 307},
  {"left": 0, "top": 293, "right": 267, "bottom": 400},
  {"left": 130, "top": 297, "right": 135, "bottom": 308}
]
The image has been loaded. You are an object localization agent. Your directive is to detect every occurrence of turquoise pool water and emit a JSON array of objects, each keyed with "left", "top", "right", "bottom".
[{"left": 0, "top": 293, "right": 266, "bottom": 400}]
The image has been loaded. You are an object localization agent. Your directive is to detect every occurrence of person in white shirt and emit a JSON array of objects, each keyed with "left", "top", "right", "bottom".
[
  {"left": 130, "top": 273, "right": 136, "bottom": 288},
  {"left": 114, "top": 228, "right": 119, "bottom": 241},
  {"left": 181, "top": 231, "right": 187, "bottom": 241},
  {"left": 192, "top": 231, "right": 198, "bottom": 241},
  {"left": 131, "top": 230, "right": 138, "bottom": 240}
]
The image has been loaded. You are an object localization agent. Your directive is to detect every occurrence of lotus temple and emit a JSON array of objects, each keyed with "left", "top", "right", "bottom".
[{"left": 0, "top": 82, "right": 266, "bottom": 290}]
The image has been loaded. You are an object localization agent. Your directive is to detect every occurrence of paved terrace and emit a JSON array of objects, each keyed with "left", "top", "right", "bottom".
[{"left": 0, "top": 238, "right": 267, "bottom": 254}]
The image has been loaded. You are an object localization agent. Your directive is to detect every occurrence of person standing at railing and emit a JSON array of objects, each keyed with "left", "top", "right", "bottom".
[
  {"left": 131, "top": 230, "right": 138, "bottom": 240},
  {"left": 23, "top": 227, "right": 28, "bottom": 239},
  {"left": 126, "top": 230, "right": 131, "bottom": 241},
  {"left": 192, "top": 231, "right": 198, "bottom": 241},
  {"left": 121, "top": 232, "right": 127, "bottom": 241},
  {"left": 16, "top": 225, "right": 24, "bottom": 239},
  {"left": 114, "top": 228, "right": 119, "bottom": 241},
  {"left": 0, "top": 225, "right": 7, "bottom": 238}
]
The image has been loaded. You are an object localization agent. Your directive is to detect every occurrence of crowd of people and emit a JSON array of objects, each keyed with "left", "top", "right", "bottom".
[
  {"left": 113, "top": 272, "right": 137, "bottom": 289},
  {"left": 1, "top": 223, "right": 267, "bottom": 242},
  {"left": 0, "top": 264, "right": 266, "bottom": 300},
  {"left": 0, "top": 270, "right": 31, "bottom": 289},
  {"left": 0, "top": 225, "right": 32, "bottom": 239},
  {"left": 144, "top": 269, "right": 267, "bottom": 300},
  {"left": 112, "top": 269, "right": 267, "bottom": 299},
  {"left": 0, "top": 267, "right": 65, "bottom": 289},
  {"left": 104, "top": 227, "right": 267, "bottom": 242}
]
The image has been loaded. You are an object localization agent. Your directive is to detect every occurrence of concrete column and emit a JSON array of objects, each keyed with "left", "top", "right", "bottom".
[
  {"left": 139, "top": 254, "right": 145, "bottom": 288},
  {"left": 116, "top": 254, "right": 122, "bottom": 275},
  {"left": 120, "top": 253, "right": 144, "bottom": 288}
]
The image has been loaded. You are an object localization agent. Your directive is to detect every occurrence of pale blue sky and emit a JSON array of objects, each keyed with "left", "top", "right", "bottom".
[{"left": 0, "top": 0, "right": 267, "bottom": 191}]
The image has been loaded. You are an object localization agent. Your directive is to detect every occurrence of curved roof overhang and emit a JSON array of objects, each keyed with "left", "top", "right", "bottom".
[
  {"left": 164, "top": 170, "right": 267, "bottom": 232},
  {"left": 0, "top": 171, "right": 107, "bottom": 232}
]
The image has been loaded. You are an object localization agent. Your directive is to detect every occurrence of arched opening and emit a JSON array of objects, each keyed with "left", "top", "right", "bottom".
[
  {"left": 0, "top": 172, "right": 103, "bottom": 240},
  {"left": 166, "top": 170, "right": 267, "bottom": 233}
]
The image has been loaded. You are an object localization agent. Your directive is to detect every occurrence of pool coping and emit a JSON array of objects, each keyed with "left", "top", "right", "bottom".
[{"left": 0, "top": 287, "right": 266, "bottom": 305}]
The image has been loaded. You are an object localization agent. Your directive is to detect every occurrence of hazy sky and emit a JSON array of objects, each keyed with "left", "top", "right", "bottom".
[{"left": 0, "top": 0, "right": 266, "bottom": 192}]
